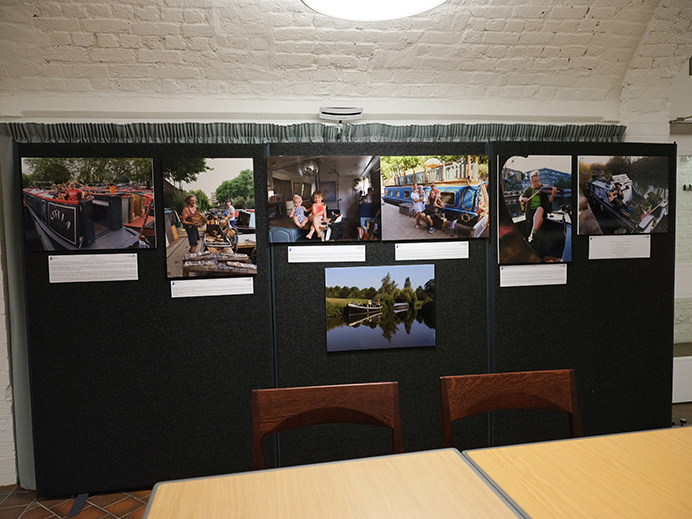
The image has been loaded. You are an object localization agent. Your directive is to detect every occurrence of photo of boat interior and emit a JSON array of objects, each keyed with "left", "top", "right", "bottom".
[{"left": 267, "top": 156, "right": 381, "bottom": 242}]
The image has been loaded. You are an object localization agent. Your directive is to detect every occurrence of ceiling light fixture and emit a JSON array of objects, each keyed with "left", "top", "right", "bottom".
[{"left": 302, "top": 0, "right": 448, "bottom": 22}]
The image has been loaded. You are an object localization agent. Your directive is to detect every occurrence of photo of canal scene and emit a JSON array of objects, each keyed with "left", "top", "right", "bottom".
[
  {"left": 325, "top": 264, "right": 435, "bottom": 352},
  {"left": 164, "top": 158, "right": 257, "bottom": 279},
  {"left": 381, "top": 155, "right": 489, "bottom": 240},
  {"left": 499, "top": 155, "right": 572, "bottom": 264},
  {"left": 578, "top": 155, "right": 669, "bottom": 235},
  {"left": 22, "top": 157, "right": 155, "bottom": 251}
]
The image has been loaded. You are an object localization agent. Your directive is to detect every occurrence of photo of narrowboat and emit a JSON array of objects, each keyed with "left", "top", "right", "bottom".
[
  {"left": 23, "top": 187, "right": 154, "bottom": 251},
  {"left": 21, "top": 157, "right": 156, "bottom": 251},
  {"left": 578, "top": 156, "right": 669, "bottom": 235},
  {"left": 326, "top": 265, "right": 435, "bottom": 352},
  {"left": 380, "top": 156, "right": 489, "bottom": 240}
]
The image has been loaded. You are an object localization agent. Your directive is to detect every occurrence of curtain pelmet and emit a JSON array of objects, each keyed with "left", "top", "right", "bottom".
[{"left": 0, "top": 122, "right": 625, "bottom": 144}]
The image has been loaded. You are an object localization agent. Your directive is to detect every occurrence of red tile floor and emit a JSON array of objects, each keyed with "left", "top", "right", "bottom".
[{"left": 0, "top": 485, "right": 151, "bottom": 519}]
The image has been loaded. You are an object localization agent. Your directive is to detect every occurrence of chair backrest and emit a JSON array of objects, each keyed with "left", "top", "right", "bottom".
[
  {"left": 440, "top": 369, "right": 582, "bottom": 448},
  {"left": 252, "top": 381, "right": 403, "bottom": 470}
]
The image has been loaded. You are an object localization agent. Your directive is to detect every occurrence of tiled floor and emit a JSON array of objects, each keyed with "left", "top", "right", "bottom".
[{"left": 0, "top": 486, "right": 151, "bottom": 519}]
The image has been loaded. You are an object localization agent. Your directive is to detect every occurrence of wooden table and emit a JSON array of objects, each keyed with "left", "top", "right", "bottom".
[
  {"left": 464, "top": 427, "right": 692, "bottom": 519},
  {"left": 143, "top": 449, "right": 522, "bottom": 519}
]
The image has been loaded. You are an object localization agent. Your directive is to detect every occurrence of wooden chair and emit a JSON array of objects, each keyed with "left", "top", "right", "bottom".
[
  {"left": 252, "top": 382, "right": 403, "bottom": 470},
  {"left": 440, "top": 369, "right": 582, "bottom": 448}
]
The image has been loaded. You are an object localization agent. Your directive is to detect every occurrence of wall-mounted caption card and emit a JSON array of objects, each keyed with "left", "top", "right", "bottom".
[
  {"left": 287, "top": 244, "right": 366, "bottom": 263},
  {"left": 48, "top": 254, "right": 138, "bottom": 283},
  {"left": 395, "top": 242, "right": 469, "bottom": 261},
  {"left": 170, "top": 277, "right": 254, "bottom": 298},
  {"left": 500, "top": 263, "right": 567, "bottom": 288},
  {"left": 588, "top": 235, "right": 651, "bottom": 260}
]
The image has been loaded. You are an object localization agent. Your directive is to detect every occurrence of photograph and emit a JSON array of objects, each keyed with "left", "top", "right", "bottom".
[
  {"left": 267, "top": 156, "right": 381, "bottom": 243},
  {"left": 499, "top": 155, "right": 572, "bottom": 264},
  {"left": 164, "top": 158, "right": 257, "bottom": 279},
  {"left": 578, "top": 155, "right": 669, "bottom": 235},
  {"left": 325, "top": 264, "right": 435, "bottom": 352},
  {"left": 22, "top": 157, "right": 156, "bottom": 251},
  {"left": 380, "top": 155, "right": 489, "bottom": 240}
]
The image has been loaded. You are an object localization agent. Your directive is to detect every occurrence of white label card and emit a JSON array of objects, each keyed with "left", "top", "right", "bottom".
[
  {"left": 588, "top": 235, "right": 651, "bottom": 260},
  {"left": 287, "top": 245, "right": 366, "bottom": 263},
  {"left": 48, "top": 254, "right": 138, "bottom": 283},
  {"left": 395, "top": 242, "right": 469, "bottom": 261},
  {"left": 170, "top": 277, "right": 254, "bottom": 298},
  {"left": 500, "top": 264, "right": 567, "bottom": 288}
]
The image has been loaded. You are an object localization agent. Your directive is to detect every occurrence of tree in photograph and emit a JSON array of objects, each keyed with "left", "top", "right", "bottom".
[
  {"left": 24, "top": 158, "right": 74, "bottom": 185},
  {"left": 380, "top": 156, "right": 426, "bottom": 181},
  {"left": 605, "top": 156, "right": 632, "bottom": 179},
  {"left": 378, "top": 273, "right": 398, "bottom": 296},
  {"left": 162, "top": 157, "right": 210, "bottom": 184},
  {"left": 215, "top": 169, "right": 254, "bottom": 208},
  {"left": 23, "top": 157, "right": 153, "bottom": 186}
]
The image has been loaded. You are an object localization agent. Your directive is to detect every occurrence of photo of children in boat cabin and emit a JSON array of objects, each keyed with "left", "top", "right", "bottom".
[
  {"left": 499, "top": 156, "right": 572, "bottom": 265},
  {"left": 164, "top": 158, "right": 257, "bottom": 279},
  {"left": 380, "top": 156, "right": 490, "bottom": 240},
  {"left": 21, "top": 157, "right": 156, "bottom": 251},
  {"left": 325, "top": 264, "right": 435, "bottom": 352},
  {"left": 267, "top": 156, "right": 381, "bottom": 242},
  {"left": 577, "top": 156, "right": 669, "bottom": 235}
]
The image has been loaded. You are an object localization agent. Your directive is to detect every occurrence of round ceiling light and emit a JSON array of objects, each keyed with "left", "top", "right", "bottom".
[{"left": 302, "top": 0, "right": 449, "bottom": 21}]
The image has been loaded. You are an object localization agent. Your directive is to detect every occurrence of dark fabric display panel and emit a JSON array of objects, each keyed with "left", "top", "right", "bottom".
[
  {"left": 14, "top": 137, "right": 677, "bottom": 498},
  {"left": 489, "top": 142, "right": 675, "bottom": 447},
  {"left": 267, "top": 143, "right": 491, "bottom": 467},
  {"left": 18, "top": 143, "right": 273, "bottom": 498}
]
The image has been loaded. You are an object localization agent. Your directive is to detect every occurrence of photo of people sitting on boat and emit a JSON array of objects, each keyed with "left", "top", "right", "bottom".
[
  {"left": 380, "top": 155, "right": 489, "bottom": 240},
  {"left": 22, "top": 157, "right": 155, "bottom": 251},
  {"left": 325, "top": 264, "right": 435, "bottom": 352},
  {"left": 267, "top": 156, "right": 381, "bottom": 243},
  {"left": 164, "top": 158, "right": 257, "bottom": 279},
  {"left": 499, "top": 156, "right": 572, "bottom": 264},
  {"left": 578, "top": 156, "right": 669, "bottom": 235}
]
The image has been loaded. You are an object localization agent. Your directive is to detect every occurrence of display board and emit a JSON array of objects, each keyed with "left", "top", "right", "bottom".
[
  {"left": 489, "top": 141, "right": 676, "bottom": 446},
  {"left": 12, "top": 139, "right": 675, "bottom": 497},
  {"left": 18, "top": 143, "right": 272, "bottom": 497},
  {"left": 266, "top": 142, "right": 491, "bottom": 466}
]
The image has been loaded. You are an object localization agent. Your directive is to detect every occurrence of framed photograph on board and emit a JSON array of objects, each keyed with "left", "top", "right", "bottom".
[
  {"left": 267, "top": 156, "right": 381, "bottom": 243},
  {"left": 164, "top": 157, "right": 257, "bottom": 279},
  {"left": 325, "top": 264, "right": 436, "bottom": 352},
  {"left": 380, "top": 155, "right": 489, "bottom": 240},
  {"left": 577, "top": 155, "right": 669, "bottom": 235},
  {"left": 21, "top": 157, "right": 156, "bottom": 251},
  {"left": 498, "top": 155, "right": 572, "bottom": 264}
]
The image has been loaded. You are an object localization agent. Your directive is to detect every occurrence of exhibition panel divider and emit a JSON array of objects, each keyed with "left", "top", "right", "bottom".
[
  {"left": 489, "top": 141, "right": 676, "bottom": 447},
  {"left": 9, "top": 136, "right": 675, "bottom": 498},
  {"left": 17, "top": 143, "right": 273, "bottom": 497},
  {"left": 265, "top": 142, "right": 493, "bottom": 466}
]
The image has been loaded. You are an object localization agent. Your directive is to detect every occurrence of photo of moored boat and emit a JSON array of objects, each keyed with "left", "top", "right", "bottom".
[
  {"left": 325, "top": 264, "right": 435, "bottom": 352},
  {"left": 21, "top": 158, "right": 155, "bottom": 251},
  {"left": 380, "top": 155, "right": 489, "bottom": 240},
  {"left": 499, "top": 156, "right": 572, "bottom": 264},
  {"left": 578, "top": 156, "right": 669, "bottom": 235}
]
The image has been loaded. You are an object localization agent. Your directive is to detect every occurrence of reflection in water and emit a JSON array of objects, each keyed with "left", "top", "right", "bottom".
[{"left": 327, "top": 304, "right": 435, "bottom": 352}]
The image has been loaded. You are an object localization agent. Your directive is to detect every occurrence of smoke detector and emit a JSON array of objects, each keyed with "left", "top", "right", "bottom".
[{"left": 319, "top": 107, "right": 364, "bottom": 122}]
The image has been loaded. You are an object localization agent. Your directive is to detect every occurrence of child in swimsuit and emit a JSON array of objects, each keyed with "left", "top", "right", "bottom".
[
  {"left": 289, "top": 194, "right": 311, "bottom": 229},
  {"left": 306, "top": 191, "right": 327, "bottom": 240}
]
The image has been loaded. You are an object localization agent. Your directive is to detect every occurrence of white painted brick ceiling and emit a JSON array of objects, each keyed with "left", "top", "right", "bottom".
[{"left": 0, "top": 0, "right": 690, "bottom": 124}]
